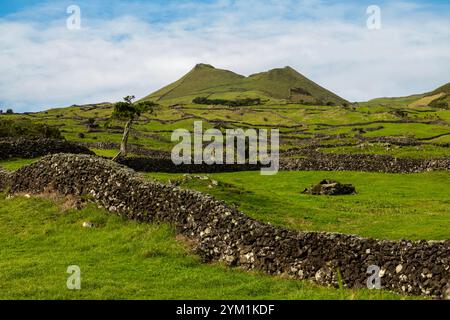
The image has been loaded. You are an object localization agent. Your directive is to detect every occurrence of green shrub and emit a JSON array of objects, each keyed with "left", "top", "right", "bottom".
[
  {"left": 432, "top": 101, "right": 448, "bottom": 109},
  {"left": 0, "top": 119, "right": 62, "bottom": 139}
]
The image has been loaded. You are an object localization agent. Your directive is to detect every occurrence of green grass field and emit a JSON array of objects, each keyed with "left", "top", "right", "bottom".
[
  {"left": 0, "top": 158, "right": 39, "bottom": 171},
  {"left": 145, "top": 170, "right": 450, "bottom": 240},
  {"left": 0, "top": 194, "right": 413, "bottom": 300}
]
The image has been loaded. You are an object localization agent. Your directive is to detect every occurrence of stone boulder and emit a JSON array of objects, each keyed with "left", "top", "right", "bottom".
[{"left": 302, "top": 179, "right": 356, "bottom": 195}]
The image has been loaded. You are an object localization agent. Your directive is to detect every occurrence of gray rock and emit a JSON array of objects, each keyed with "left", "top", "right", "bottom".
[{"left": 302, "top": 179, "right": 356, "bottom": 195}]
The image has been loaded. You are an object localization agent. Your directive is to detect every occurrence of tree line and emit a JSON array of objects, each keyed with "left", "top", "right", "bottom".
[{"left": 193, "top": 97, "right": 262, "bottom": 107}]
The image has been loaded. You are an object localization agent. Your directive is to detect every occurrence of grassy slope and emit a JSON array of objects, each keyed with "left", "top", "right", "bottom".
[
  {"left": 145, "top": 170, "right": 450, "bottom": 241},
  {"left": 241, "top": 67, "right": 348, "bottom": 104},
  {"left": 409, "top": 93, "right": 445, "bottom": 107},
  {"left": 0, "top": 158, "right": 39, "bottom": 171},
  {"left": 428, "top": 82, "right": 450, "bottom": 95},
  {"left": 361, "top": 95, "right": 423, "bottom": 108},
  {"left": 362, "top": 82, "right": 450, "bottom": 108},
  {"left": 142, "top": 64, "right": 348, "bottom": 105},
  {"left": 143, "top": 64, "right": 246, "bottom": 102},
  {"left": 6, "top": 80, "right": 449, "bottom": 158},
  {"left": 0, "top": 195, "right": 411, "bottom": 300}
]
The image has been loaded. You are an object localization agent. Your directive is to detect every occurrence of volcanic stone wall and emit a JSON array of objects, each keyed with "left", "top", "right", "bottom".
[
  {"left": 116, "top": 153, "right": 450, "bottom": 174},
  {"left": 82, "top": 142, "right": 171, "bottom": 159},
  {"left": 280, "top": 150, "right": 450, "bottom": 173},
  {"left": 3, "top": 154, "right": 449, "bottom": 298},
  {"left": 118, "top": 157, "right": 262, "bottom": 173},
  {"left": 0, "top": 138, "right": 94, "bottom": 160},
  {"left": 0, "top": 167, "right": 9, "bottom": 191}
]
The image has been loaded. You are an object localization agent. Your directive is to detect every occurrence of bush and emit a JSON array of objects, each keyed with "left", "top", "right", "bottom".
[
  {"left": 429, "top": 94, "right": 449, "bottom": 109},
  {"left": 433, "top": 101, "right": 448, "bottom": 109},
  {"left": 6, "top": 109, "right": 13, "bottom": 114},
  {"left": 0, "top": 119, "right": 62, "bottom": 139}
]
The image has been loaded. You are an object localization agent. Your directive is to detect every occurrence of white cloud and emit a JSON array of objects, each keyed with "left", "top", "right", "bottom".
[{"left": 0, "top": 0, "right": 449, "bottom": 112}]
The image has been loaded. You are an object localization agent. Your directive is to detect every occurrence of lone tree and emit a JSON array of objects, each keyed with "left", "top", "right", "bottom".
[{"left": 111, "top": 95, "right": 157, "bottom": 161}]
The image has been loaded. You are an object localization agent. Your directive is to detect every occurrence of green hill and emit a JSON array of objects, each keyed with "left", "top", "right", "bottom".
[
  {"left": 142, "top": 64, "right": 349, "bottom": 106},
  {"left": 425, "top": 82, "right": 450, "bottom": 108},
  {"left": 364, "top": 82, "right": 450, "bottom": 109},
  {"left": 428, "top": 82, "right": 450, "bottom": 96}
]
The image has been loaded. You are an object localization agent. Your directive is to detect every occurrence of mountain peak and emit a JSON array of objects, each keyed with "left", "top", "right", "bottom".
[
  {"left": 143, "top": 64, "right": 348, "bottom": 105},
  {"left": 194, "top": 63, "right": 215, "bottom": 70}
]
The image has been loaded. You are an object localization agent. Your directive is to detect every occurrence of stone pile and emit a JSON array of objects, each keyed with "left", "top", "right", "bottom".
[{"left": 302, "top": 180, "right": 356, "bottom": 195}]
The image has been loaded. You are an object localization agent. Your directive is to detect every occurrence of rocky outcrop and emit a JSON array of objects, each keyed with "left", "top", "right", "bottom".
[
  {"left": 0, "top": 138, "right": 94, "bottom": 160},
  {"left": 3, "top": 154, "right": 449, "bottom": 298},
  {"left": 302, "top": 180, "right": 356, "bottom": 195}
]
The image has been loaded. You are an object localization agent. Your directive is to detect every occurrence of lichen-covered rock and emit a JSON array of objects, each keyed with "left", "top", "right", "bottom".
[
  {"left": 5, "top": 154, "right": 450, "bottom": 299},
  {"left": 302, "top": 179, "right": 356, "bottom": 195}
]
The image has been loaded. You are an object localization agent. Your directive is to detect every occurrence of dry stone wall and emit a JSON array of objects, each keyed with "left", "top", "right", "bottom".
[
  {"left": 3, "top": 154, "right": 449, "bottom": 298},
  {"left": 1, "top": 137, "right": 447, "bottom": 174},
  {"left": 118, "top": 157, "right": 262, "bottom": 173},
  {"left": 0, "top": 167, "right": 9, "bottom": 191},
  {"left": 281, "top": 150, "right": 450, "bottom": 173},
  {"left": 0, "top": 138, "right": 94, "bottom": 160},
  {"left": 118, "top": 153, "right": 450, "bottom": 174}
]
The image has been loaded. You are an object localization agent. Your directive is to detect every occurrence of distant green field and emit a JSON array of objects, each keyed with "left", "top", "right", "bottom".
[
  {"left": 145, "top": 170, "right": 450, "bottom": 241},
  {"left": 5, "top": 78, "right": 449, "bottom": 158},
  {"left": 0, "top": 195, "right": 413, "bottom": 300}
]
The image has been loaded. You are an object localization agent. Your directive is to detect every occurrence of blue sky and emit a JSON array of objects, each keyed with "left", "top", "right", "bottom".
[{"left": 0, "top": 0, "right": 449, "bottom": 112}]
